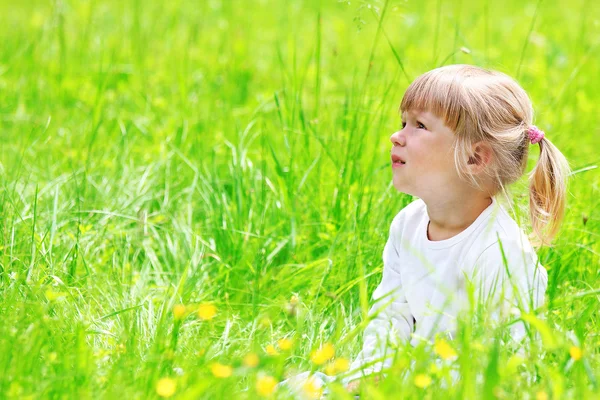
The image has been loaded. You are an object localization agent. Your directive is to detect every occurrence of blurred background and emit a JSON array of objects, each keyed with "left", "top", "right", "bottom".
[{"left": 0, "top": 0, "right": 599, "bottom": 398}]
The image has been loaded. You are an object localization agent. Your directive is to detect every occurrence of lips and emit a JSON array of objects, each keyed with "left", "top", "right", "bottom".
[{"left": 391, "top": 154, "right": 406, "bottom": 164}]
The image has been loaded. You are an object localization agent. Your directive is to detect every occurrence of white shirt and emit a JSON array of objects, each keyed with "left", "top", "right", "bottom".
[{"left": 344, "top": 195, "right": 548, "bottom": 383}]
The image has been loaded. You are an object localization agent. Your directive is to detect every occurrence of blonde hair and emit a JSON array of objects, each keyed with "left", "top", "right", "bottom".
[{"left": 400, "top": 64, "right": 571, "bottom": 248}]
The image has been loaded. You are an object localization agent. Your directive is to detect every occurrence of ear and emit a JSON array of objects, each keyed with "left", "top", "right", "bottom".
[{"left": 466, "top": 141, "right": 493, "bottom": 172}]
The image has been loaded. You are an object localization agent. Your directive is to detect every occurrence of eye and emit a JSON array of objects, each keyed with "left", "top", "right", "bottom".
[{"left": 417, "top": 121, "right": 427, "bottom": 129}]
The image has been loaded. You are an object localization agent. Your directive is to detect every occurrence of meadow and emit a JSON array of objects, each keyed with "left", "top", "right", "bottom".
[{"left": 1, "top": 0, "right": 599, "bottom": 398}]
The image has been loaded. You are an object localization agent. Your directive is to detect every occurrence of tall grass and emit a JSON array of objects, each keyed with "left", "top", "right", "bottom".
[{"left": 0, "top": 0, "right": 599, "bottom": 398}]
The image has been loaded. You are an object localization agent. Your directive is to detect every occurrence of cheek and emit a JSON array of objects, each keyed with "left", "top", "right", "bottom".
[
  {"left": 420, "top": 145, "right": 456, "bottom": 172},
  {"left": 415, "top": 143, "right": 443, "bottom": 164}
]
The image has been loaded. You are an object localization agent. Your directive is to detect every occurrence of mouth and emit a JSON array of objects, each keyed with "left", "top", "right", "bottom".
[{"left": 391, "top": 154, "right": 406, "bottom": 167}]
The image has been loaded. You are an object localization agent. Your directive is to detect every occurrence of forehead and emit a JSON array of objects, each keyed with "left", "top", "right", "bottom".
[{"left": 401, "top": 109, "right": 437, "bottom": 122}]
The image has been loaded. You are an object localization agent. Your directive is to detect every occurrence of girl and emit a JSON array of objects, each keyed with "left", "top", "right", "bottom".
[{"left": 281, "top": 64, "right": 570, "bottom": 396}]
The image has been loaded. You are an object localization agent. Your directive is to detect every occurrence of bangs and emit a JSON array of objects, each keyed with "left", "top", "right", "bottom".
[{"left": 399, "top": 67, "right": 475, "bottom": 132}]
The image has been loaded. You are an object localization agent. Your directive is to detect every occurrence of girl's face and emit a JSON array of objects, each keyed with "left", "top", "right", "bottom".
[{"left": 389, "top": 109, "right": 462, "bottom": 199}]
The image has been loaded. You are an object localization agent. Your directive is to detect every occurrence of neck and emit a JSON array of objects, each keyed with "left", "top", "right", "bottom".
[{"left": 423, "top": 193, "right": 493, "bottom": 241}]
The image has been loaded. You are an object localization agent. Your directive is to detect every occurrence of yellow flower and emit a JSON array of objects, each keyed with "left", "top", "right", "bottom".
[
  {"left": 310, "top": 343, "right": 335, "bottom": 365},
  {"left": 570, "top": 346, "right": 583, "bottom": 361},
  {"left": 414, "top": 373, "right": 432, "bottom": 388},
  {"left": 303, "top": 376, "right": 324, "bottom": 399},
  {"left": 536, "top": 391, "right": 548, "bottom": 400},
  {"left": 334, "top": 357, "right": 350, "bottom": 373},
  {"left": 277, "top": 338, "right": 294, "bottom": 351},
  {"left": 323, "top": 357, "right": 350, "bottom": 376},
  {"left": 256, "top": 375, "right": 278, "bottom": 397},
  {"left": 290, "top": 295, "right": 299, "bottom": 305},
  {"left": 210, "top": 362, "right": 233, "bottom": 378},
  {"left": 173, "top": 304, "right": 186, "bottom": 320},
  {"left": 324, "top": 362, "right": 336, "bottom": 376},
  {"left": 434, "top": 338, "right": 457, "bottom": 360},
  {"left": 243, "top": 352, "right": 259, "bottom": 368},
  {"left": 198, "top": 303, "right": 217, "bottom": 320},
  {"left": 265, "top": 344, "right": 279, "bottom": 356},
  {"left": 156, "top": 377, "right": 177, "bottom": 397}
]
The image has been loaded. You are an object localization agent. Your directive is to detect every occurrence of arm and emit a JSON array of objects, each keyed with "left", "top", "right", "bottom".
[{"left": 343, "top": 215, "right": 415, "bottom": 385}]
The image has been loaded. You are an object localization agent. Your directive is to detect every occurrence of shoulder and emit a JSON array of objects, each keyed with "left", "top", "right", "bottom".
[
  {"left": 389, "top": 197, "right": 425, "bottom": 233},
  {"left": 462, "top": 200, "right": 540, "bottom": 272},
  {"left": 473, "top": 237, "right": 536, "bottom": 271},
  {"left": 471, "top": 236, "right": 549, "bottom": 311},
  {"left": 469, "top": 236, "right": 548, "bottom": 294}
]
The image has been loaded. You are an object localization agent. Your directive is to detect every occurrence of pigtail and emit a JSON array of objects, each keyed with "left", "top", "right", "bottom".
[{"left": 527, "top": 137, "right": 571, "bottom": 247}]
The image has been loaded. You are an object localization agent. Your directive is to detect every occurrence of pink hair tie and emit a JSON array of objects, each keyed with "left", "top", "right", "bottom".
[{"left": 527, "top": 125, "right": 545, "bottom": 144}]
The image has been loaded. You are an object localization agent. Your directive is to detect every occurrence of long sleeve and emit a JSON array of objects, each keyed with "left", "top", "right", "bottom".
[
  {"left": 343, "top": 215, "right": 415, "bottom": 384},
  {"left": 470, "top": 238, "right": 548, "bottom": 345}
]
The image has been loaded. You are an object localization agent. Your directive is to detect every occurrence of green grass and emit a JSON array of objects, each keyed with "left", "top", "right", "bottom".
[{"left": 1, "top": 0, "right": 599, "bottom": 398}]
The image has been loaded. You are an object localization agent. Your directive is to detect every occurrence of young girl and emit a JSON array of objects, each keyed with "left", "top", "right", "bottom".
[{"left": 281, "top": 64, "right": 570, "bottom": 396}]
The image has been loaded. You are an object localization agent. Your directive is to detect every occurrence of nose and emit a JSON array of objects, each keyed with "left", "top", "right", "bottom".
[{"left": 390, "top": 130, "right": 405, "bottom": 147}]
